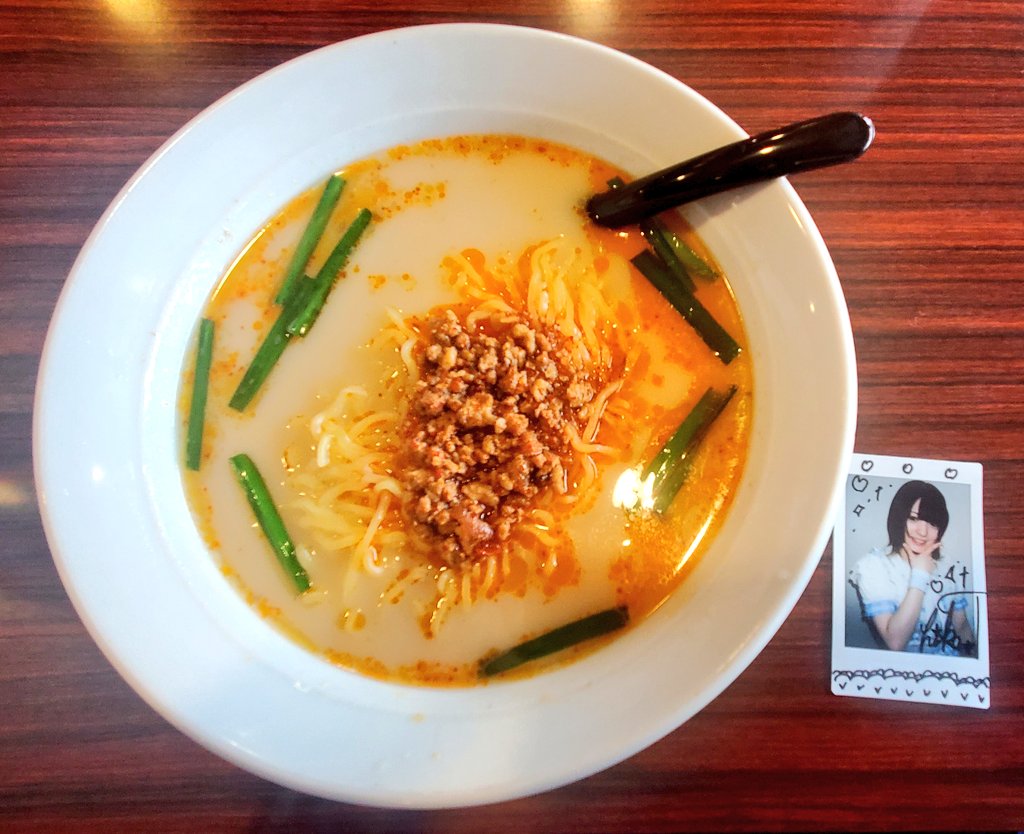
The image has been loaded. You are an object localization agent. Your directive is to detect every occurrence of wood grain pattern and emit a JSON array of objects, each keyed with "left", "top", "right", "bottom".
[{"left": 2, "top": 0, "right": 1022, "bottom": 829}]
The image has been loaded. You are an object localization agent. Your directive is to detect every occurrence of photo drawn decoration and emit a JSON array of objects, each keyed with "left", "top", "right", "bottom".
[{"left": 831, "top": 453, "right": 989, "bottom": 709}]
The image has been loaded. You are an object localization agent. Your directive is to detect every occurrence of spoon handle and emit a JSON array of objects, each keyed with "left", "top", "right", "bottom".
[{"left": 586, "top": 111, "right": 874, "bottom": 227}]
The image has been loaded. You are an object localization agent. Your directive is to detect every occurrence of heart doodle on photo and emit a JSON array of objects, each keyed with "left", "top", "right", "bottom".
[
  {"left": 944, "top": 467, "right": 958, "bottom": 480},
  {"left": 832, "top": 668, "right": 990, "bottom": 710},
  {"left": 851, "top": 475, "right": 869, "bottom": 493},
  {"left": 860, "top": 460, "right": 874, "bottom": 472}
]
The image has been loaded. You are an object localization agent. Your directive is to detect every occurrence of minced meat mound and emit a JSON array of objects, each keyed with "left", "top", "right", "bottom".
[{"left": 400, "top": 308, "right": 599, "bottom": 565}]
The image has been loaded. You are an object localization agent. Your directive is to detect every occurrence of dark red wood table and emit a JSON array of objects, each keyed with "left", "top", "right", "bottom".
[{"left": 2, "top": 1, "right": 1022, "bottom": 829}]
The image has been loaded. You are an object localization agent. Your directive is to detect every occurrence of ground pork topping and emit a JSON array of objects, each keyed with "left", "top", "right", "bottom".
[{"left": 400, "top": 308, "right": 600, "bottom": 565}]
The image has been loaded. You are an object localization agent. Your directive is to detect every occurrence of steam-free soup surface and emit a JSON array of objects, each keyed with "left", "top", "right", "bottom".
[{"left": 182, "top": 135, "right": 752, "bottom": 685}]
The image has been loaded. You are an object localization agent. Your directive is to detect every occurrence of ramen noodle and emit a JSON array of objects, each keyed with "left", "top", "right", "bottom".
[{"left": 180, "top": 134, "right": 752, "bottom": 685}]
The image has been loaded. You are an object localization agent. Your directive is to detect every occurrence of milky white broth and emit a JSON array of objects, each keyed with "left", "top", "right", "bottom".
[{"left": 181, "top": 135, "right": 752, "bottom": 686}]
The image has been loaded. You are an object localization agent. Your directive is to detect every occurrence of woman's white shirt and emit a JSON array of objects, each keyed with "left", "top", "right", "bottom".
[{"left": 849, "top": 547, "right": 968, "bottom": 654}]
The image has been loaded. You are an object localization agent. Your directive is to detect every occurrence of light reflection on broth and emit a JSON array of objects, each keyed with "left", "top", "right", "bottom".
[{"left": 180, "top": 134, "right": 752, "bottom": 686}]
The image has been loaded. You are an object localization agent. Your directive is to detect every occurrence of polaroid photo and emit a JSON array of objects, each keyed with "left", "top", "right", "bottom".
[{"left": 831, "top": 453, "right": 989, "bottom": 709}]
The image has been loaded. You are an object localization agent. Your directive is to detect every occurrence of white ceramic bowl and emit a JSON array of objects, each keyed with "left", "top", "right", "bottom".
[{"left": 34, "top": 24, "right": 856, "bottom": 808}]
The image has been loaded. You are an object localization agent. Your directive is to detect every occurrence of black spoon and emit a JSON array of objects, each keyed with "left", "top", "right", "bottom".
[{"left": 586, "top": 111, "right": 874, "bottom": 228}]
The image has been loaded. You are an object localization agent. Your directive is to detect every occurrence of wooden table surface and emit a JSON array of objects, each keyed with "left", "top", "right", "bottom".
[{"left": 3, "top": 0, "right": 1022, "bottom": 830}]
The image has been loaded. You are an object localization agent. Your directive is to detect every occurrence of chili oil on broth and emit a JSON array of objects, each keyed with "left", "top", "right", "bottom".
[{"left": 181, "top": 134, "right": 752, "bottom": 686}]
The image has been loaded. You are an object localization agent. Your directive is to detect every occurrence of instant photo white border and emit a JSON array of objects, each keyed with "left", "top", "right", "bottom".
[{"left": 831, "top": 453, "right": 989, "bottom": 710}]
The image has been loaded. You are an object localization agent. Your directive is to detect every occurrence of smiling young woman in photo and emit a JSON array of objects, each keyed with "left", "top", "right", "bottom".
[{"left": 849, "top": 480, "right": 976, "bottom": 655}]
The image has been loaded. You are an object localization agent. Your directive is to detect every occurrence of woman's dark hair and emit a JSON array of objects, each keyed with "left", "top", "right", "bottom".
[{"left": 886, "top": 480, "right": 949, "bottom": 557}]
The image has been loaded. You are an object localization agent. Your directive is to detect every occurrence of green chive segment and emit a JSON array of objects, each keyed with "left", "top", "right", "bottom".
[
  {"left": 229, "top": 453, "right": 310, "bottom": 594},
  {"left": 631, "top": 250, "right": 741, "bottom": 364},
  {"left": 229, "top": 275, "right": 321, "bottom": 412},
  {"left": 185, "top": 317, "right": 215, "bottom": 471},
  {"left": 286, "top": 207, "right": 373, "bottom": 337},
  {"left": 643, "top": 385, "right": 738, "bottom": 514},
  {"left": 664, "top": 228, "right": 718, "bottom": 282},
  {"left": 640, "top": 218, "right": 696, "bottom": 293},
  {"left": 229, "top": 203, "right": 373, "bottom": 412},
  {"left": 479, "top": 606, "right": 630, "bottom": 678},
  {"left": 228, "top": 311, "right": 293, "bottom": 412},
  {"left": 275, "top": 174, "right": 346, "bottom": 307}
]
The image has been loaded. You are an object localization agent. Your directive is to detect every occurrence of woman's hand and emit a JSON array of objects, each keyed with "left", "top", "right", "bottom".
[{"left": 907, "top": 546, "right": 939, "bottom": 573}]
